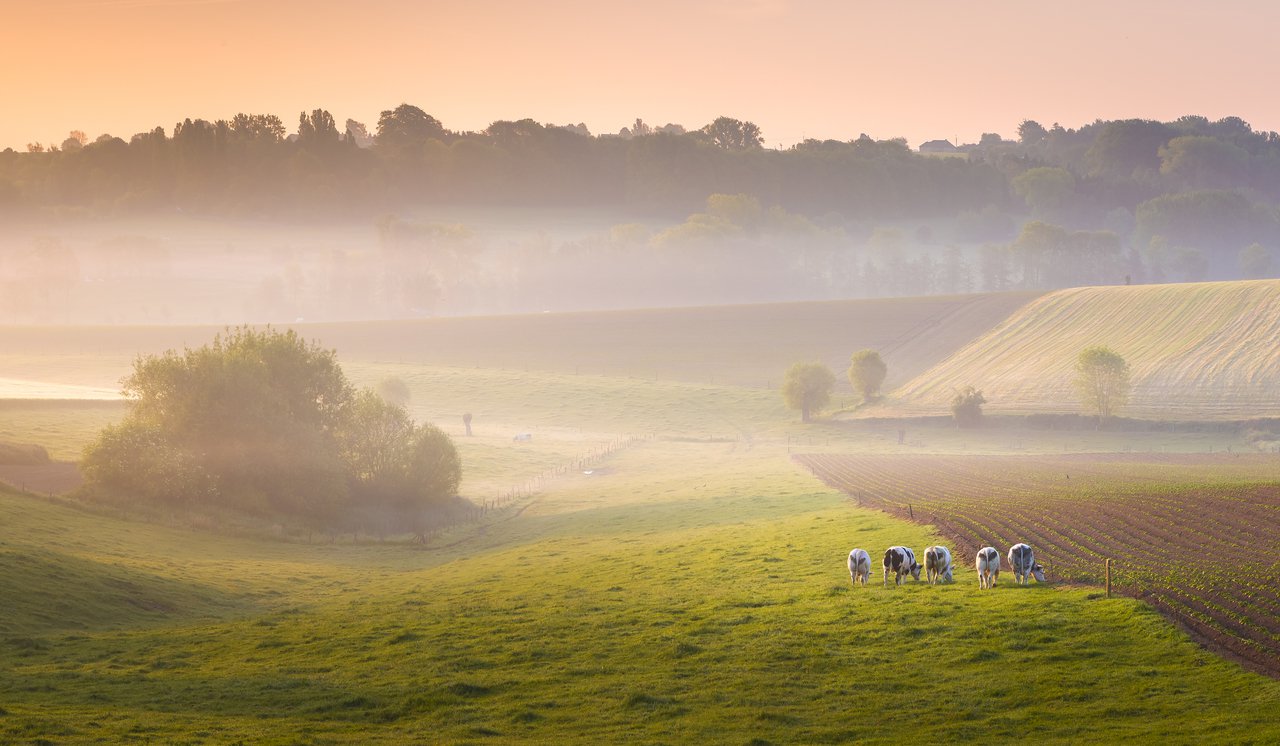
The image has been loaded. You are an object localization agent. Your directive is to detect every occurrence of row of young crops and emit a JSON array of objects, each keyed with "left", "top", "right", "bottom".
[{"left": 795, "top": 452, "right": 1280, "bottom": 677}]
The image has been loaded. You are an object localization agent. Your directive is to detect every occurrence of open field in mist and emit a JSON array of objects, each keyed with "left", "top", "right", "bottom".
[
  {"left": 2, "top": 286, "right": 1279, "bottom": 742},
  {"left": 891, "top": 279, "right": 1280, "bottom": 419},
  {"left": 3, "top": 440, "right": 1279, "bottom": 743},
  {"left": 0, "top": 289, "right": 1039, "bottom": 397}
]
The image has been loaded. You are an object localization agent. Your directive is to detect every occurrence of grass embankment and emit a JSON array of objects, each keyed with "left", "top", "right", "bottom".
[
  {"left": 2, "top": 441, "right": 1278, "bottom": 743},
  {"left": 890, "top": 279, "right": 1280, "bottom": 420}
]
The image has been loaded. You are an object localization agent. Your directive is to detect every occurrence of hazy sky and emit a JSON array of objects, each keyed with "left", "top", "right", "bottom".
[{"left": 5, "top": 0, "right": 1278, "bottom": 150}]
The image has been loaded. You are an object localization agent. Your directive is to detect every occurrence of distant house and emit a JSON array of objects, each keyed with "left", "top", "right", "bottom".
[{"left": 918, "top": 139, "right": 958, "bottom": 153}]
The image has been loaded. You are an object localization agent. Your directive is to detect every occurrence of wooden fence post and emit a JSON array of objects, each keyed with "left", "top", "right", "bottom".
[{"left": 1105, "top": 558, "right": 1112, "bottom": 598}]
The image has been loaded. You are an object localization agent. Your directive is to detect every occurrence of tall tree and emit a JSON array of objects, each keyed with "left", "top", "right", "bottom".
[
  {"left": 847, "top": 349, "right": 888, "bottom": 403},
  {"left": 375, "top": 104, "right": 446, "bottom": 151},
  {"left": 782, "top": 362, "right": 835, "bottom": 422},
  {"left": 1074, "top": 346, "right": 1131, "bottom": 422},
  {"left": 701, "top": 116, "right": 764, "bottom": 150}
]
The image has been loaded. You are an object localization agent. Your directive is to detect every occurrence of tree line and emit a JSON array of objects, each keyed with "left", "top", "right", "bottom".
[{"left": 0, "top": 106, "right": 1008, "bottom": 218}]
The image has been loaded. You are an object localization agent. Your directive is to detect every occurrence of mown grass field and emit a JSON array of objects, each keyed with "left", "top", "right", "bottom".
[
  {"left": 3, "top": 441, "right": 1279, "bottom": 744},
  {"left": 890, "top": 279, "right": 1280, "bottom": 420}
]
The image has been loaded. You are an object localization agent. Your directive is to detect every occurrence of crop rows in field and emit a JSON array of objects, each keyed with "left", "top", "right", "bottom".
[
  {"left": 795, "top": 452, "right": 1280, "bottom": 677},
  {"left": 890, "top": 279, "right": 1280, "bottom": 420}
]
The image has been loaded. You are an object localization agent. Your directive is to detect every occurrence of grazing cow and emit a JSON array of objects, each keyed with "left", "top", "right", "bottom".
[
  {"left": 924, "top": 545, "right": 953, "bottom": 584},
  {"left": 847, "top": 548, "right": 872, "bottom": 587},
  {"left": 1008, "top": 543, "right": 1046, "bottom": 585},
  {"left": 976, "top": 546, "right": 1001, "bottom": 589},
  {"left": 882, "top": 546, "right": 921, "bottom": 586}
]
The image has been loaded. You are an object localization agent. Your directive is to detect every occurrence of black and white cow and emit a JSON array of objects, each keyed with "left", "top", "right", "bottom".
[
  {"left": 847, "top": 548, "right": 872, "bottom": 587},
  {"left": 924, "top": 545, "right": 953, "bottom": 584},
  {"left": 976, "top": 546, "right": 1001, "bottom": 589},
  {"left": 1008, "top": 543, "right": 1046, "bottom": 585},
  {"left": 883, "top": 546, "right": 921, "bottom": 586}
]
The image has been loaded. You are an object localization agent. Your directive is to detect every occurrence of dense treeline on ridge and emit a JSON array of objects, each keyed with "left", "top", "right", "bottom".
[{"left": 5, "top": 107, "right": 1280, "bottom": 319}]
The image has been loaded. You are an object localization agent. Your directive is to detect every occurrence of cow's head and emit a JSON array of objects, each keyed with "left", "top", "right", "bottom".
[
  {"left": 1031, "top": 563, "right": 1046, "bottom": 582},
  {"left": 910, "top": 562, "right": 922, "bottom": 581}
]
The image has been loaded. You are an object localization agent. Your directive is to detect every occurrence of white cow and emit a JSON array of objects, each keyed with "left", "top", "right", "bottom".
[
  {"left": 883, "top": 546, "right": 921, "bottom": 586},
  {"left": 924, "top": 545, "right": 953, "bottom": 584},
  {"left": 1008, "top": 543, "right": 1046, "bottom": 585},
  {"left": 847, "top": 548, "right": 872, "bottom": 587},
  {"left": 976, "top": 546, "right": 1001, "bottom": 589}
]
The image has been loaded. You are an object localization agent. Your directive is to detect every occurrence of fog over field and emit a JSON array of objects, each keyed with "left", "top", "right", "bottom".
[{"left": 3, "top": 2, "right": 1280, "bottom": 743}]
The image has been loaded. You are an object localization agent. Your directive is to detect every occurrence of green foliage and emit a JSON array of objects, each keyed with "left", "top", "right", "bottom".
[
  {"left": 782, "top": 362, "right": 835, "bottom": 422},
  {"left": 847, "top": 349, "right": 887, "bottom": 402},
  {"left": 1159, "top": 135, "right": 1249, "bottom": 189},
  {"left": 950, "top": 386, "right": 986, "bottom": 427},
  {"left": 1074, "top": 346, "right": 1131, "bottom": 420},
  {"left": 80, "top": 327, "right": 461, "bottom": 531},
  {"left": 1012, "top": 221, "right": 1124, "bottom": 288},
  {"left": 339, "top": 391, "right": 461, "bottom": 538},
  {"left": 1135, "top": 190, "right": 1279, "bottom": 260},
  {"left": 1012, "top": 166, "right": 1075, "bottom": 214}
]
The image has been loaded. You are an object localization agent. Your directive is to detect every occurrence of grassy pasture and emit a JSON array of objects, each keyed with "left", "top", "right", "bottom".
[
  {"left": 890, "top": 279, "right": 1280, "bottom": 420},
  {"left": 2, "top": 442, "right": 1279, "bottom": 743},
  {"left": 799, "top": 453, "right": 1280, "bottom": 677}
]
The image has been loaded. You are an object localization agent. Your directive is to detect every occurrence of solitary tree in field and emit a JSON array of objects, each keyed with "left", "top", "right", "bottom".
[
  {"left": 950, "top": 386, "right": 986, "bottom": 428},
  {"left": 782, "top": 362, "right": 836, "bottom": 423},
  {"left": 1074, "top": 346, "right": 1131, "bottom": 423},
  {"left": 847, "top": 349, "right": 888, "bottom": 404}
]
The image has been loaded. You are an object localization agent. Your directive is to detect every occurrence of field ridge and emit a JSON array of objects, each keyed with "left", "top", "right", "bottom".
[{"left": 890, "top": 279, "right": 1280, "bottom": 420}]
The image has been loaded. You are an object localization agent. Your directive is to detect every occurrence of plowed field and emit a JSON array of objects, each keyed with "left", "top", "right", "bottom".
[{"left": 795, "top": 453, "right": 1280, "bottom": 676}]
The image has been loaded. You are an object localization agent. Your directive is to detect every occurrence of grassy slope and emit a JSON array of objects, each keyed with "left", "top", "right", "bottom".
[
  {"left": 890, "top": 279, "right": 1280, "bottom": 419},
  {"left": 0, "top": 290, "right": 1038, "bottom": 395},
  {"left": 2, "top": 441, "right": 1279, "bottom": 743}
]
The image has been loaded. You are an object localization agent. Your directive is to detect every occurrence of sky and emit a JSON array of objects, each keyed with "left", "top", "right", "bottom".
[{"left": 4, "top": 0, "right": 1279, "bottom": 151}]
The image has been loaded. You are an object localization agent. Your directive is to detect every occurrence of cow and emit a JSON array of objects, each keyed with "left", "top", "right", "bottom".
[
  {"left": 883, "top": 546, "right": 921, "bottom": 586},
  {"left": 847, "top": 548, "right": 872, "bottom": 587},
  {"left": 1008, "top": 543, "right": 1046, "bottom": 585},
  {"left": 976, "top": 546, "right": 1000, "bottom": 589},
  {"left": 924, "top": 545, "right": 953, "bottom": 584}
]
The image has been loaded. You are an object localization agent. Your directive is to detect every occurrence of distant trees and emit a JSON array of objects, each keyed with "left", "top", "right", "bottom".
[
  {"left": 950, "top": 386, "right": 986, "bottom": 428},
  {"left": 1012, "top": 167, "right": 1075, "bottom": 216},
  {"left": 80, "top": 327, "right": 461, "bottom": 535},
  {"left": 375, "top": 104, "right": 447, "bottom": 152},
  {"left": 782, "top": 362, "right": 835, "bottom": 422},
  {"left": 700, "top": 116, "right": 763, "bottom": 150},
  {"left": 847, "top": 350, "right": 888, "bottom": 403},
  {"left": 1074, "top": 346, "right": 1131, "bottom": 422}
]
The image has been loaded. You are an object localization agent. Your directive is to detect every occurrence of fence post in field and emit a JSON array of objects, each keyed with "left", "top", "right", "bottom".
[
  {"left": 908, "top": 504, "right": 914, "bottom": 519},
  {"left": 1105, "top": 558, "right": 1112, "bottom": 598}
]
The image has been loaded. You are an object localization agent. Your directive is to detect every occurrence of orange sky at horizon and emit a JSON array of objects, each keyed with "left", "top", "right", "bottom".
[{"left": 4, "top": 0, "right": 1277, "bottom": 151}]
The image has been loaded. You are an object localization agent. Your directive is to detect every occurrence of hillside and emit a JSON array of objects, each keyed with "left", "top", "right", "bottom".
[
  {"left": 889, "top": 280, "right": 1280, "bottom": 420},
  {"left": 0, "top": 291, "right": 1039, "bottom": 397},
  {"left": 3, "top": 443, "right": 1279, "bottom": 743}
]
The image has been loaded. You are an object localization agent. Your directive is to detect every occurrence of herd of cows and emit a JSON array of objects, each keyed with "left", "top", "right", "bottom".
[{"left": 847, "top": 544, "right": 1047, "bottom": 588}]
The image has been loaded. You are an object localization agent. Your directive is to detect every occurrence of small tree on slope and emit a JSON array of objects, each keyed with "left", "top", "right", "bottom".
[
  {"left": 1074, "top": 346, "right": 1131, "bottom": 424},
  {"left": 783, "top": 362, "right": 835, "bottom": 423}
]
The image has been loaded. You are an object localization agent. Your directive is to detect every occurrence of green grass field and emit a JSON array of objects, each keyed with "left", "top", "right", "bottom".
[
  {"left": 2, "top": 440, "right": 1278, "bottom": 743},
  {"left": 2, "top": 290, "right": 1279, "bottom": 743}
]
